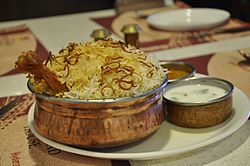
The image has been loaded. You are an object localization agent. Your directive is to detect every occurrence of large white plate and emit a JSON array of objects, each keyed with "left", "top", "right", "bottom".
[
  {"left": 28, "top": 87, "right": 250, "bottom": 160},
  {"left": 147, "top": 8, "right": 230, "bottom": 31}
]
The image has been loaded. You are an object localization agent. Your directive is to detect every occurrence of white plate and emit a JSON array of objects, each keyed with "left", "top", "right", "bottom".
[
  {"left": 147, "top": 8, "right": 230, "bottom": 31},
  {"left": 28, "top": 87, "right": 250, "bottom": 160}
]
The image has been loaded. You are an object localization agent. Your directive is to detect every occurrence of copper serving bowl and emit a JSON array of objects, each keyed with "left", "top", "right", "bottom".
[{"left": 28, "top": 78, "right": 168, "bottom": 149}]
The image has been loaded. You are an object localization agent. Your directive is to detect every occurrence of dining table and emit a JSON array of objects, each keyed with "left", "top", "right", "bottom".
[{"left": 0, "top": 2, "right": 250, "bottom": 166}]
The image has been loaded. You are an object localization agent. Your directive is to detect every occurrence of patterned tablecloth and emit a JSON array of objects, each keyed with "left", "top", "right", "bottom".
[{"left": 0, "top": 12, "right": 249, "bottom": 165}]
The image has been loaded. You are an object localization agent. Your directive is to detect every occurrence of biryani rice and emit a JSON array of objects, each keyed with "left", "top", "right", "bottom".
[{"left": 32, "top": 38, "right": 166, "bottom": 100}]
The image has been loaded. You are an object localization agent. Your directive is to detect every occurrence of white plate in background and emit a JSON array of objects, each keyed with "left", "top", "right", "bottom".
[
  {"left": 28, "top": 87, "right": 250, "bottom": 160},
  {"left": 147, "top": 8, "right": 230, "bottom": 31}
]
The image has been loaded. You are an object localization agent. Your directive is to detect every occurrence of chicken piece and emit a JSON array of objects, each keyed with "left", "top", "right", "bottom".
[{"left": 15, "top": 50, "right": 68, "bottom": 93}]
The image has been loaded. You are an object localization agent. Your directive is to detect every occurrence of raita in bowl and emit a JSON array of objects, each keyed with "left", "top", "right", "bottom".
[{"left": 163, "top": 77, "right": 234, "bottom": 128}]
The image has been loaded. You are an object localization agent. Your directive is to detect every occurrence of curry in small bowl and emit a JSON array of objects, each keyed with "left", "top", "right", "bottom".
[{"left": 159, "top": 61, "right": 195, "bottom": 83}]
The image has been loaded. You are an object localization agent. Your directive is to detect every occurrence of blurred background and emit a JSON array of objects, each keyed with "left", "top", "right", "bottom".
[{"left": 0, "top": 0, "right": 250, "bottom": 22}]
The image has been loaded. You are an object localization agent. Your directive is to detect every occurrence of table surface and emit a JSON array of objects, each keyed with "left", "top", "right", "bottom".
[{"left": 0, "top": 8, "right": 250, "bottom": 166}]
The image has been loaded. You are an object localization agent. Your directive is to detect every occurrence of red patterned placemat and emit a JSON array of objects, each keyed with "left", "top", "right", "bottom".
[
  {"left": 0, "top": 24, "right": 49, "bottom": 77},
  {"left": 92, "top": 3, "right": 250, "bottom": 52}
]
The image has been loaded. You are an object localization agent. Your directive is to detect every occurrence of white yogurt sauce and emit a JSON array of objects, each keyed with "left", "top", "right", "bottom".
[{"left": 164, "top": 84, "right": 227, "bottom": 103}]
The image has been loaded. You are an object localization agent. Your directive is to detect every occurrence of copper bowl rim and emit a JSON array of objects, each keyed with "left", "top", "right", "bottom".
[
  {"left": 163, "top": 77, "right": 234, "bottom": 106},
  {"left": 27, "top": 78, "right": 168, "bottom": 104}
]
